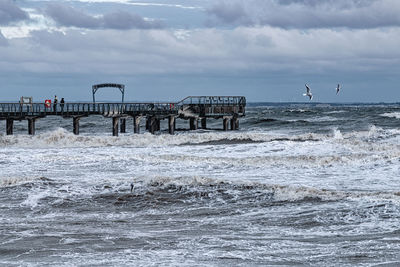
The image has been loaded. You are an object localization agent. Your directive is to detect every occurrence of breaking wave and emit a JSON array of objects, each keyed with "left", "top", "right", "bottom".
[
  {"left": 126, "top": 176, "right": 400, "bottom": 204},
  {"left": 1, "top": 126, "right": 399, "bottom": 149},
  {"left": 381, "top": 112, "right": 400, "bottom": 119},
  {"left": 0, "top": 127, "right": 324, "bottom": 148},
  {"left": 0, "top": 176, "right": 50, "bottom": 188},
  {"left": 14, "top": 175, "right": 400, "bottom": 208}
]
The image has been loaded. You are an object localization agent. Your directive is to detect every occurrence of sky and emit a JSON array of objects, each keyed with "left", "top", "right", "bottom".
[{"left": 0, "top": 0, "right": 399, "bottom": 102}]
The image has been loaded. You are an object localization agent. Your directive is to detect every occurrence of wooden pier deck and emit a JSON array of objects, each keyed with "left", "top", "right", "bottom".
[{"left": 0, "top": 96, "right": 246, "bottom": 136}]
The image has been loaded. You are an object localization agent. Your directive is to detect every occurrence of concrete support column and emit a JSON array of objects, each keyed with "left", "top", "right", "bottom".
[
  {"left": 120, "top": 118, "right": 126, "bottom": 133},
  {"left": 148, "top": 117, "right": 157, "bottom": 134},
  {"left": 201, "top": 118, "right": 207, "bottom": 129},
  {"left": 168, "top": 116, "right": 175, "bottom": 135},
  {"left": 28, "top": 118, "right": 36, "bottom": 135},
  {"left": 223, "top": 117, "right": 230, "bottom": 131},
  {"left": 190, "top": 118, "right": 198, "bottom": 130},
  {"left": 230, "top": 118, "right": 236, "bottom": 130},
  {"left": 156, "top": 119, "right": 160, "bottom": 132},
  {"left": 6, "top": 118, "right": 13, "bottom": 135},
  {"left": 73, "top": 117, "right": 80, "bottom": 135},
  {"left": 133, "top": 116, "right": 141, "bottom": 134},
  {"left": 112, "top": 117, "right": 119, "bottom": 136},
  {"left": 234, "top": 117, "right": 239, "bottom": 130}
]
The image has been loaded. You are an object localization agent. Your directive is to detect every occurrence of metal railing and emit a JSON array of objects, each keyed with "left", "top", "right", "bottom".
[
  {"left": 0, "top": 96, "right": 246, "bottom": 118},
  {"left": 176, "top": 96, "right": 246, "bottom": 106},
  {"left": 0, "top": 102, "right": 179, "bottom": 118},
  {"left": 176, "top": 96, "right": 246, "bottom": 117}
]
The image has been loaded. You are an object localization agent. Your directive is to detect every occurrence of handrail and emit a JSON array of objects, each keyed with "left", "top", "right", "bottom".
[
  {"left": 0, "top": 97, "right": 246, "bottom": 118},
  {"left": 175, "top": 96, "right": 246, "bottom": 106}
]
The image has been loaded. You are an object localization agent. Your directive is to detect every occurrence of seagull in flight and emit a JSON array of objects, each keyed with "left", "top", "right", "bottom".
[
  {"left": 303, "top": 84, "right": 313, "bottom": 100},
  {"left": 336, "top": 84, "right": 340, "bottom": 95}
]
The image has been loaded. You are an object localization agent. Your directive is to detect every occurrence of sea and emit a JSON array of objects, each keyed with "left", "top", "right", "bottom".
[{"left": 1, "top": 103, "right": 400, "bottom": 266}]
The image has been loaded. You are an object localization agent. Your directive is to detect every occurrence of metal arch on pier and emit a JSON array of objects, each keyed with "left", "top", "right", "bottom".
[{"left": 92, "top": 83, "right": 125, "bottom": 103}]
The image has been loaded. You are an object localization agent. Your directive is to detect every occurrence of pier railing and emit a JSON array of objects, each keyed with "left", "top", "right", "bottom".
[
  {"left": 177, "top": 96, "right": 246, "bottom": 106},
  {"left": 0, "top": 102, "right": 178, "bottom": 118},
  {"left": 0, "top": 96, "right": 245, "bottom": 118},
  {"left": 176, "top": 96, "right": 246, "bottom": 117}
]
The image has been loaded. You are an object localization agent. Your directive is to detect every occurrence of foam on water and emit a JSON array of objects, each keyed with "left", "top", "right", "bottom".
[
  {"left": 0, "top": 127, "right": 322, "bottom": 148},
  {"left": 2, "top": 104, "right": 400, "bottom": 266},
  {"left": 381, "top": 112, "right": 400, "bottom": 119},
  {"left": 1, "top": 124, "right": 399, "bottom": 149}
]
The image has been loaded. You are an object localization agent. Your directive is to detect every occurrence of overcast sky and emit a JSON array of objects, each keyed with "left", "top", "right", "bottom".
[{"left": 0, "top": 0, "right": 399, "bottom": 102}]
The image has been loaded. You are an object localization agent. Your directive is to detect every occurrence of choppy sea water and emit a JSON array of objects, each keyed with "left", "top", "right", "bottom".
[{"left": 1, "top": 103, "right": 400, "bottom": 266}]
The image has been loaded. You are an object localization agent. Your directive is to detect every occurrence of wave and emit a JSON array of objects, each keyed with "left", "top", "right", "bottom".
[
  {"left": 381, "top": 112, "right": 400, "bottom": 119},
  {"left": 1, "top": 126, "right": 399, "bottom": 149},
  {"left": 0, "top": 176, "right": 50, "bottom": 188},
  {"left": 95, "top": 176, "right": 400, "bottom": 206},
  {"left": 247, "top": 118, "right": 310, "bottom": 126},
  {"left": 11, "top": 174, "right": 400, "bottom": 210},
  {"left": 0, "top": 128, "right": 326, "bottom": 148}
]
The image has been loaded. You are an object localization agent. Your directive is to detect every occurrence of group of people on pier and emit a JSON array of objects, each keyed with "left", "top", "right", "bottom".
[{"left": 53, "top": 95, "right": 65, "bottom": 111}]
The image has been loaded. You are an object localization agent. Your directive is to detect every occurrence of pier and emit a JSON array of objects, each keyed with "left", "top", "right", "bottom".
[{"left": 0, "top": 96, "right": 246, "bottom": 136}]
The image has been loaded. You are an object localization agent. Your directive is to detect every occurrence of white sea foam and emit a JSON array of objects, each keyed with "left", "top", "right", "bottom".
[
  {"left": 1, "top": 125, "right": 398, "bottom": 150},
  {"left": 0, "top": 176, "right": 41, "bottom": 187},
  {"left": 0, "top": 127, "right": 324, "bottom": 148},
  {"left": 21, "top": 190, "right": 49, "bottom": 208},
  {"left": 135, "top": 175, "right": 400, "bottom": 204},
  {"left": 332, "top": 128, "right": 343, "bottom": 139},
  {"left": 2, "top": 105, "right": 400, "bottom": 266},
  {"left": 381, "top": 112, "right": 400, "bottom": 119}
]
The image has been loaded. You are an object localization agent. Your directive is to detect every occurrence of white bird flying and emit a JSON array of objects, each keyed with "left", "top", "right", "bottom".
[
  {"left": 336, "top": 84, "right": 340, "bottom": 95},
  {"left": 303, "top": 84, "right": 313, "bottom": 100}
]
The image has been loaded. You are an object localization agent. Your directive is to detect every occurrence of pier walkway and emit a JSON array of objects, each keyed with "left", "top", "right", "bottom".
[{"left": 0, "top": 96, "right": 246, "bottom": 136}]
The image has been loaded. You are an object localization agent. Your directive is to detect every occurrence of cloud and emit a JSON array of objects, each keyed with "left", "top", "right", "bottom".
[
  {"left": 0, "top": 30, "right": 8, "bottom": 46},
  {"left": 1, "top": 26, "right": 399, "bottom": 77},
  {"left": 45, "top": 4, "right": 99, "bottom": 29},
  {"left": 207, "top": 0, "right": 400, "bottom": 29},
  {"left": 207, "top": 2, "right": 249, "bottom": 25},
  {"left": 102, "top": 11, "right": 163, "bottom": 30},
  {"left": 0, "top": 0, "right": 29, "bottom": 25},
  {"left": 44, "top": 3, "right": 163, "bottom": 30}
]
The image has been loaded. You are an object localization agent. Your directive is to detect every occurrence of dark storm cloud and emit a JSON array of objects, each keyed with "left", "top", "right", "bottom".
[
  {"left": 208, "top": 2, "right": 249, "bottom": 25},
  {"left": 45, "top": 3, "right": 163, "bottom": 30},
  {"left": 207, "top": 0, "right": 400, "bottom": 29},
  {"left": 2, "top": 26, "right": 399, "bottom": 76},
  {"left": 45, "top": 3, "right": 99, "bottom": 29},
  {"left": 0, "top": 0, "right": 29, "bottom": 25}
]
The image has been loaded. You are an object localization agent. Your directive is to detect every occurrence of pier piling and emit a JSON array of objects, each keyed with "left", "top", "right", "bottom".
[
  {"left": 120, "top": 118, "right": 126, "bottom": 133},
  {"left": 230, "top": 117, "right": 236, "bottom": 130},
  {"left": 233, "top": 116, "right": 239, "bottom": 130},
  {"left": 6, "top": 118, "right": 13, "bottom": 135},
  {"left": 147, "top": 117, "right": 157, "bottom": 134},
  {"left": 156, "top": 119, "right": 160, "bottom": 132},
  {"left": 168, "top": 116, "right": 175, "bottom": 135},
  {"left": 223, "top": 117, "right": 230, "bottom": 131},
  {"left": 133, "top": 116, "right": 141, "bottom": 134},
  {"left": 112, "top": 117, "right": 119, "bottom": 136},
  {"left": 190, "top": 118, "right": 198, "bottom": 130},
  {"left": 201, "top": 118, "right": 207, "bottom": 129},
  {"left": 73, "top": 117, "right": 81, "bottom": 135},
  {"left": 27, "top": 118, "right": 36, "bottom": 135}
]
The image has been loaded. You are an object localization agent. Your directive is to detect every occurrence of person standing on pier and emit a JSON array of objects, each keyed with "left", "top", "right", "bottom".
[
  {"left": 60, "top": 97, "right": 65, "bottom": 111},
  {"left": 53, "top": 95, "right": 58, "bottom": 111}
]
